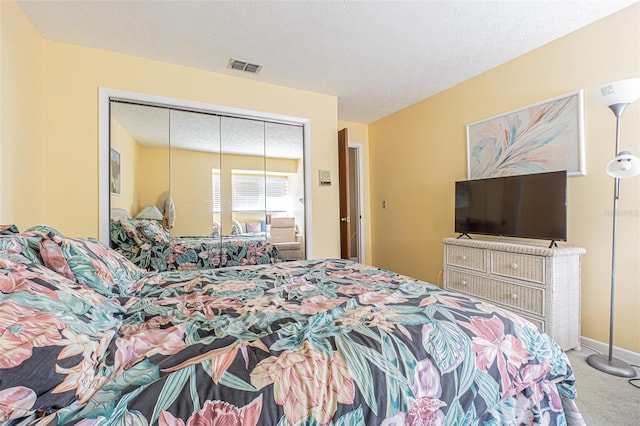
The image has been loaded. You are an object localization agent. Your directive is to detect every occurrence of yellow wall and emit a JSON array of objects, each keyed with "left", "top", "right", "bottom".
[
  {"left": 110, "top": 120, "right": 140, "bottom": 214},
  {"left": 31, "top": 36, "right": 338, "bottom": 257},
  {"left": 0, "top": 1, "right": 44, "bottom": 228},
  {"left": 338, "top": 120, "right": 372, "bottom": 264},
  {"left": 369, "top": 4, "right": 640, "bottom": 353},
  {"left": 135, "top": 145, "right": 170, "bottom": 219}
]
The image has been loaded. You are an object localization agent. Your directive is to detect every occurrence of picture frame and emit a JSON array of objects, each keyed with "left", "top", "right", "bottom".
[
  {"left": 110, "top": 148, "right": 121, "bottom": 195},
  {"left": 466, "top": 90, "right": 585, "bottom": 179}
]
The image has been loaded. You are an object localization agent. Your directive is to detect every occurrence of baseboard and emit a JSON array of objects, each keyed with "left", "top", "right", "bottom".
[{"left": 579, "top": 336, "right": 640, "bottom": 366}]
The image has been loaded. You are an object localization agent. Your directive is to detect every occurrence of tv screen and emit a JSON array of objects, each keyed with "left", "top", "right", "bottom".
[{"left": 455, "top": 171, "right": 567, "bottom": 242}]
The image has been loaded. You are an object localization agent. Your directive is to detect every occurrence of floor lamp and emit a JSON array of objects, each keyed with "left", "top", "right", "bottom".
[{"left": 587, "top": 77, "right": 640, "bottom": 378}]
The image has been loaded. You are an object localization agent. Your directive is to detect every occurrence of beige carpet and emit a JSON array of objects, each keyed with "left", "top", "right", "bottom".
[{"left": 567, "top": 348, "right": 640, "bottom": 425}]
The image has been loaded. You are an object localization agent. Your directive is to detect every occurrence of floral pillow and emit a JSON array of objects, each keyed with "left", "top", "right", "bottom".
[
  {"left": 40, "top": 235, "right": 147, "bottom": 298},
  {"left": 135, "top": 219, "right": 169, "bottom": 244},
  {"left": 0, "top": 252, "right": 121, "bottom": 422},
  {"left": 110, "top": 219, "right": 145, "bottom": 249}
]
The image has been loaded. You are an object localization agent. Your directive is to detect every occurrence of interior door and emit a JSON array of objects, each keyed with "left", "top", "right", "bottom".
[{"left": 338, "top": 128, "right": 351, "bottom": 259}]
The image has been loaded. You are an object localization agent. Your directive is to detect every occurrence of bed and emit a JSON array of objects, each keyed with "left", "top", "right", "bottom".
[
  {"left": 0, "top": 225, "right": 585, "bottom": 425},
  {"left": 110, "top": 217, "right": 282, "bottom": 271}
]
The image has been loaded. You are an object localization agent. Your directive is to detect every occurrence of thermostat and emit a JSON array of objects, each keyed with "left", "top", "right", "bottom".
[{"left": 319, "top": 169, "right": 332, "bottom": 186}]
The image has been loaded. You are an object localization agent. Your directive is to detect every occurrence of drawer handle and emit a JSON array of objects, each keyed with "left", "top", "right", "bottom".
[
  {"left": 460, "top": 255, "right": 468, "bottom": 261},
  {"left": 510, "top": 262, "right": 519, "bottom": 270},
  {"left": 510, "top": 293, "right": 518, "bottom": 300},
  {"left": 461, "top": 280, "right": 468, "bottom": 286}
]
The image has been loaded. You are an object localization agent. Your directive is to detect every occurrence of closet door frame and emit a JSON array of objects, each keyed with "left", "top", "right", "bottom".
[{"left": 98, "top": 87, "right": 312, "bottom": 257}]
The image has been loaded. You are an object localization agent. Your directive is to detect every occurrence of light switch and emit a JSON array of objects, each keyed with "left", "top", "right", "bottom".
[{"left": 319, "top": 169, "right": 331, "bottom": 186}]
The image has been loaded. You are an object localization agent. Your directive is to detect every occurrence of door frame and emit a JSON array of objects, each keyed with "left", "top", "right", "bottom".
[
  {"left": 349, "top": 142, "right": 365, "bottom": 264},
  {"left": 98, "top": 87, "right": 313, "bottom": 257}
]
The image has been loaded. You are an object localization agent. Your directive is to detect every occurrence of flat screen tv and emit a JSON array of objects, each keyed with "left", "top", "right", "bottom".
[{"left": 455, "top": 171, "right": 567, "bottom": 243}]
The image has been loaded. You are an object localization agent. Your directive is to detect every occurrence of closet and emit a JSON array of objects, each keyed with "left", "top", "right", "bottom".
[{"left": 108, "top": 100, "right": 306, "bottom": 252}]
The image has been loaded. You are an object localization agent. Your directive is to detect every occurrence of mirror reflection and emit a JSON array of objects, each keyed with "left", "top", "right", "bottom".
[{"left": 109, "top": 101, "right": 305, "bottom": 270}]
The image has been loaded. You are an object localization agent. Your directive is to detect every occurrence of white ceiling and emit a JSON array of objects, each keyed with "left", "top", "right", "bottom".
[{"left": 17, "top": 0, "right": 639, "bottom": 123}]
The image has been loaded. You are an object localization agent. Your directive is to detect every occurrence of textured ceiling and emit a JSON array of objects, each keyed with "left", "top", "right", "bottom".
[
  {"left": 18, "top": 0, "right": 639, "bottom": 123},
  {"left": 111, "top": 102, "right": 304, "bottom": 159}
]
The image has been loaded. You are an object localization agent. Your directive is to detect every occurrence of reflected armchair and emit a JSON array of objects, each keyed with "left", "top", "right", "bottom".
[{"left": 269, "top": 217, "right": 304, "bottom": 260}]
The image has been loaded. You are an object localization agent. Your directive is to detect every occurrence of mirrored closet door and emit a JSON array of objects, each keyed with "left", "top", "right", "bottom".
[{"left": 108, "top": 100, "right": 306, "bottom": 265}]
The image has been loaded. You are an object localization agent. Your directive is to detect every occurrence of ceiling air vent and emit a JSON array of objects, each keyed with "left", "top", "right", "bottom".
[{"left": 228, "top": 58, "right": 262, "bottom": 74}]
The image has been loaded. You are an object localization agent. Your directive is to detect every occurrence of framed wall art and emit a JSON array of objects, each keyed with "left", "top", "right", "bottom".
[
  {"left": 110, "top": 148, "right": 121, "bottom": 195},
  {"left": 466, "top": 90, "right": 585, "bottom": 179}
]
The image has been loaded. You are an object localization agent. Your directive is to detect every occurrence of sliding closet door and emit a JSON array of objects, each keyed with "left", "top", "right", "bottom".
[
  {"left": 169, "top": 110, "right": 222, "bottom": 239},
  {"left": 107, "top": 97, "right": 307, "bottom": 261},
  {"left": 109, "top": 101, "right": 170, "bottom": 227},
  {"left": 220, "top": 116, "right": 267, "bottom": 238},
  {"left": 265, "top": 122, "right": 305, "bottom": 256}
]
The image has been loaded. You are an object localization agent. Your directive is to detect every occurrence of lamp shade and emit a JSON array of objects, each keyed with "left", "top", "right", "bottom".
[
  {"left": 606, "top": 151, "right": 640, "bottom": 178},
  {"left": 593, "top": 77, "right": 640, "bottom": 107},
  {"left": 135, "top": 205, "right": 164, "bottom": 220}
]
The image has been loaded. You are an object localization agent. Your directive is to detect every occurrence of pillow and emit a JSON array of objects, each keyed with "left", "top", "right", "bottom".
[
  {"left": 41, "top": 235, "right": 146, "bottom": 298},
  {"left": 135, "top": 219, "right": 169, "bottom": 244},
  {"left": 0, "top": 236, "right": 43, "bottom": 265},
  {"left": 0, "top": 252, "right": 121, "bottom": 421},
  {"left": 110, "top": 219, "right": 144, "bottom": 249},
  {"left": 231, "top": 220, "right": 245, "bottom": 235},
  {"left": 246, "top": 222, "right": 261, "bottom": 233}
]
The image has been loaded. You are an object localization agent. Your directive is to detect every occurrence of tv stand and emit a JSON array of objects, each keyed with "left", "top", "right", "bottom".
[{"left": 442, "top": 237, "right": 585, "bottom": 351}]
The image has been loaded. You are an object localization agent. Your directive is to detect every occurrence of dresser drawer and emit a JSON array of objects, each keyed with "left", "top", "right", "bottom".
[
  {"left": 446, "top": 245, "right": 485, "bottom": 272},
  {"left": 446, "top": 270, "right": 544, "bottom": 317},
  {"left": 490, "top": 251, "right": 544, "bottom": 284}
]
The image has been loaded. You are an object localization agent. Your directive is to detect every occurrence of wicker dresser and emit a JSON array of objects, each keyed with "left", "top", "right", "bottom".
[{"left": 442, "top": 237, "right": 586, "bottom": 351}]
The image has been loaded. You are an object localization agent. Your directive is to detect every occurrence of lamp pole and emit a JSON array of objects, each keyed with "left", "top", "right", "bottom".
[{"left": 585, "top": 102, "right": 637, "bottom": 378}]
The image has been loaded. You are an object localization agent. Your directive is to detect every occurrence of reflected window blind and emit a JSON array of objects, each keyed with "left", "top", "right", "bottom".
[
  {"left": 232, "top": 173, "right": 288, "bottom": 212},
  {"left": 211, "top": 170, "right": 221, "bottom": 212}
]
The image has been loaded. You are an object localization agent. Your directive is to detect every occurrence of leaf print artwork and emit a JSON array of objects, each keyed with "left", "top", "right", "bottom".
[{"left": 467, "top": 90, "right": 583, "bottom": 178}]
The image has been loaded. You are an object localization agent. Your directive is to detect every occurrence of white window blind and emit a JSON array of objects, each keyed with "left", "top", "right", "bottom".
[
  {"left": 211, "top": 170, "right": 221, "bottom": 212},
  {"left": 232, "top": 172, "right": 288, "bottom": 212},
  {"left": 212, "top": 170, "right": 289, "bottom": 212}
]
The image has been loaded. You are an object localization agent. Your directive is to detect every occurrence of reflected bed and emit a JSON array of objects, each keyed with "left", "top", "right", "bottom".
[{"left": 110, "top": 218, "right": 282, "bottom": 271}]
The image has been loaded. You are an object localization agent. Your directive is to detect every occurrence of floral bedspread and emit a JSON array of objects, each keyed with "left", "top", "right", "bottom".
[
  {"left": 115, "top": 235, "right": 283, "bottom": 271},
  {"left": 20, "top": 258, "right": 584, "bottom": 425},
  {"left": 110, "top": 219, "right": 282, "bottom": 271}
]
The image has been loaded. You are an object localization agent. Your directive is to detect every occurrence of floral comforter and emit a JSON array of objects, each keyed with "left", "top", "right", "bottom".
[
  {"left": 116, "top": 235, "right": 283, "bottom": 271},
  {"left": 2, "top": 252, "right": 585, "bottom": 425},
  {"left": 110, "top": 219, "right": 282, "bottom": 271}
]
